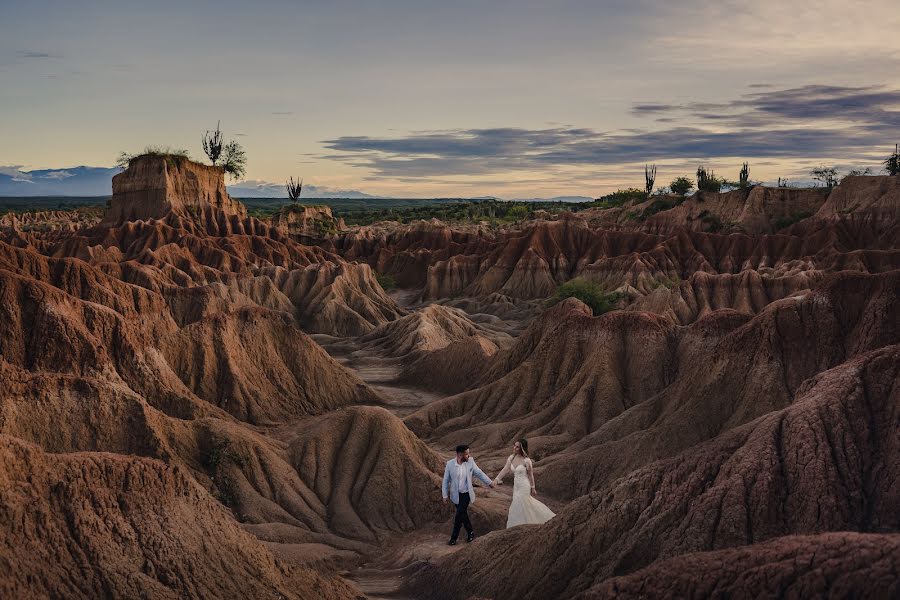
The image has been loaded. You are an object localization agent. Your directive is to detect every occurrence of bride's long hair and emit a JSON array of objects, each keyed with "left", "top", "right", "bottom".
[{"left": 517, "top": 438, "right": 529, "bottom": 459}]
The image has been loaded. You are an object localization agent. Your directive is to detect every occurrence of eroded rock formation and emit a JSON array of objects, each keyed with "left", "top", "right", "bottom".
[{"left": 1, "top": 162, "right": 897, "bottom": 598}]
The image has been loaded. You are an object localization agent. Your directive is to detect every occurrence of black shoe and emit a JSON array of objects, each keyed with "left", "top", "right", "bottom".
[
  {"left": 466, "top": 532, "right": 475, "bottom": 543},
  {"left": 448, "top": 539, "right": 457, "bottom": 546}
]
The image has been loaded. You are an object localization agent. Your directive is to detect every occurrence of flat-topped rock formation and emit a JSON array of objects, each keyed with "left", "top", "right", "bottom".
[
  {"left": 271, "top": 203, "right": 347, "bottom": 237},
  {"left": 106, "top": 154, "right": 248, "bottom": 224}
]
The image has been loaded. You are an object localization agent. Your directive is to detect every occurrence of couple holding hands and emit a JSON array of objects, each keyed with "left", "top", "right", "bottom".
[{"left": 441, "top": 439, "right": 555, "bottom": 545}]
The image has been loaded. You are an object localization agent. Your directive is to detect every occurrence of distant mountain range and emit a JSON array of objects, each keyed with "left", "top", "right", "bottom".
[
  {"left": 226, "top": 180, "right": 376, "bottom": 199},
  {"left": 0, "top": 166, "right": 122, "bottom": 196},
  {"left": 0, "top": 165, "right": 594, "bottom": 203}
]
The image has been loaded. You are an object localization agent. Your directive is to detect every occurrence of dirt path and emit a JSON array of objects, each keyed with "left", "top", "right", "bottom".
[
  {"left": 313, "top": 331, "right": 476, "bottom": 597},
  {"left": 310, "top": 298, "right": 531, "bottom": 598}
]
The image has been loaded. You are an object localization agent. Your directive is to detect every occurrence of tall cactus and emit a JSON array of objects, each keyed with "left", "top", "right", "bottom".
[
  {"left": 645, "top": 164, "right": 657, "bottom": 195},
  {"left": 286, "top": 177, "right": 303, "bottom": 201},
  {"left": 202, "top": 121, "right": 224, "bottom": 165},
  {"left": 739, "top": 162, "right": 750, "bottom": 188}
]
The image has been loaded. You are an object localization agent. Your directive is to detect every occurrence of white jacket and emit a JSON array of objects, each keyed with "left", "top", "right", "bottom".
[{"left": 442, "top": 457, "right": 492, "bottom": 504}]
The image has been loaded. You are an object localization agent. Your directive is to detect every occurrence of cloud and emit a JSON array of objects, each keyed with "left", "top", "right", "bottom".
[
  {"left": 0, "top": 165, "right": 29, "bottom": 179},
  {"left": 39, "top": 170, "right": 75, "bottom": 180},
  {"left": 0, "top": 166, "right": 120, "bottom": 196},
  {"left": 16, "top": 50, "right": 59, "bottom": 59},
  {"left": 633, "top": 84, "right": 900, "bottom": 129},
  {"left": 227, "top": 179, "right": 373, "bottom": 199},
  {"left": 320, "top": 85, "right": 897, "bottom": 180}
]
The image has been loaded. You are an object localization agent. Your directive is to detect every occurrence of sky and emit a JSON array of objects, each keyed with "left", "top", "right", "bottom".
[{"left": 1, "top": 0, "right": 899, "bottom": 198}]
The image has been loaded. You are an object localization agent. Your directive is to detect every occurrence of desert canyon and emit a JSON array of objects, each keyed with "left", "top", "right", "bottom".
[{"left": 0, "top": 154, "right": 898, "bottom": 600}]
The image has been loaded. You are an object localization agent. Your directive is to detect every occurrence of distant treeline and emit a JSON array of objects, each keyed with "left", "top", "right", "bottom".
[
  {"left": 0, "top": 196, "right": 109, "bottom": 213},
  {"left": 240, "top": 197, "right": 591, "bottom": 225},
  {"left": 332, "top": 199, "right": 589, "bottom": 225},
  {"left": 0, "top": 195, "right": 593, "bottom": 225}
]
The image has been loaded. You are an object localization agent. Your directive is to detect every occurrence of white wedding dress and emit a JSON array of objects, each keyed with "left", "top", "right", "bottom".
[{"left": 494, "top": 456, "right": 556, "bottom": 528}]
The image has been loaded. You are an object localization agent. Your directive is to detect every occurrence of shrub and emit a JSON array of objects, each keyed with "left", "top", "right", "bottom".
[
  {"left": 643, "top": 197, "right": 678, "bottom": 218},
  {"left": 883, "top": 144, "right": 900, "bottom": 176},
  {"left": 773, "top": 210, "right": 813, "bottom": 231},
  {"left": 810, "top": 166, "right": 838, "bottom": 188},
  {"left": 670, "top": 176, "right": 694, "bottom": 196},
  {"left": 548, "top": 278, "right": 622, "bottom": 316},
  {"left": 698, "top": 210, "right": 723, "bottom": 232},
  {"left": 376, "top": 273, "right": 397, "bottom": 291},
  {"left": 591, "top": 188, "right": 647, "bottom": 208},
  {"left": 649, "top": 275, "right": 680, "bottom": 290},
  {"left": 696, "top": 166, "right": 722, "bottom": 193},
  {"left": 221, "top": 141, "right": 246, "bottom": 180},
  {"left": 507, "top": 204, "right": 529, "bottom": 220},
  {"left": 116, "top": 146, "right": 190, "bottom": 168}
]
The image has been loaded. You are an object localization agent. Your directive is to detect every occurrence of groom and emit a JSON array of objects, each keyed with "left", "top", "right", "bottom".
[{"left": 441, "top": 444, "right": 493, "bottom": 545}]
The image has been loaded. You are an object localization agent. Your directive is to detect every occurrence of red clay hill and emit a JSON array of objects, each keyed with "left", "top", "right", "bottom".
[{"left": 0, "top": 156, "right": 897, "bottom": 599}]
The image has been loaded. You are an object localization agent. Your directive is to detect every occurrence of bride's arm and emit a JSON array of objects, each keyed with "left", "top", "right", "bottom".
[
  {"left": 526, "top": 459, "right": 537, "bottom": 496},
  {"left": 493, "top": 455, "right": 513, "bottom": 485}
]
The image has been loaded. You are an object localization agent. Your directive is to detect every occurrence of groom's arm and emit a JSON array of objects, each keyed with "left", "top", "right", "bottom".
[
  {"left": 441, "top": 463, "right": 450, "bottom": 501},
  {"left": 471, "top": 461, "right": 493, "bottom": 487}
]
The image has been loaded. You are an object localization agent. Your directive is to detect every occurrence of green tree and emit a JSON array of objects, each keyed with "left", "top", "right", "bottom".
[
  {"left": 221, "top": 141, "right": 247, "bottom": 180},
  {"left": 670, "top": 176, "right": 694, "bottom": 195},
  {"left": 507, "top": 204, "right": 529, "bottom": 220}
]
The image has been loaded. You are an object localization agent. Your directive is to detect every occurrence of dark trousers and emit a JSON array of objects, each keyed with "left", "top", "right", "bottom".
[{"left": 451, "top": 491, "right": 473, "bottom": 540}]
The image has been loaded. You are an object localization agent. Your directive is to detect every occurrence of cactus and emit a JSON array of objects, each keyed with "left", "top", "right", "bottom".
[
  {"left": 739, "top": 162, "right": 750, "bottom": 188},
  {"left": 696, "top": 165, "right": 722, "bottom": 193},
  {"left": 202, "top": 121, "right": 224, "bottom": 165},
  {"left": 286, "top": 177, "right": 303, "bottom": 201},
  {"left": 645, "top": 164, "right": 657, "bottom": 195}
]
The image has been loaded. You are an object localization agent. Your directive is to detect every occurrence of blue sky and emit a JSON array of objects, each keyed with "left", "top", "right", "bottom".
[{"left": 1, "top": 0, "right": 899, "bottom": 197}]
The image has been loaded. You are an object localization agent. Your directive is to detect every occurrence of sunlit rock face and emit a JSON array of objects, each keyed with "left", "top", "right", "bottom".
[{"left": 107, "top": 154, "right": 247, "bottom": 224}]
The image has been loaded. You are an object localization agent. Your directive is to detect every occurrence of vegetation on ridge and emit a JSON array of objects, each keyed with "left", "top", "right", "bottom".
[
  {"left": 116, "top": 146, "right": 191, "bottom": 168},
  {"left": 115, "top": 123, "right": 246, "bottom": 179},
  {"left": 883, "top": 144, "right": 899, "bottom": 176},
  {"left": 548, "top": 278, "right": 623, "bottom": 316}
]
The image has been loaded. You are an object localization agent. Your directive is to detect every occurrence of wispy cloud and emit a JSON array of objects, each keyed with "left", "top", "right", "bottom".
[
  {"left": 39, "top": 170, "right": 75, "bottom": 180},
  {"left": 320, "top": 85, "right": 898, "bottom": 180},
  {"left": 632, "top": 85, "right": 900, "bottom": 129},
  {"left": 16, "top": 50, "right": 59, "bottom": 59}
]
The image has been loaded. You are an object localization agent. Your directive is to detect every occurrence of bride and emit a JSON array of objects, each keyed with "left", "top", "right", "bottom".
[{"left": 492, "top": 439, "right": 555, "bottom": 528}]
